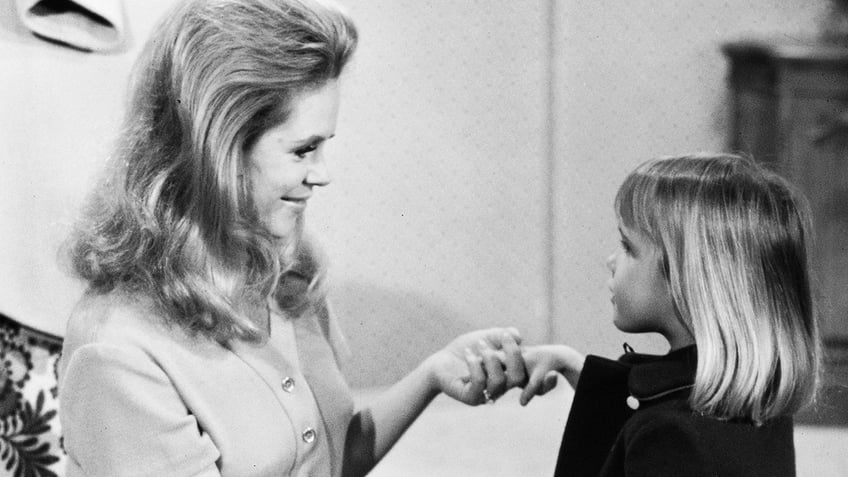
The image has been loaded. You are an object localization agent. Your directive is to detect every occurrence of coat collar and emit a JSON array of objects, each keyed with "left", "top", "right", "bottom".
[{"left": 620, "top": 345, "right": 697, "bottom": 402}]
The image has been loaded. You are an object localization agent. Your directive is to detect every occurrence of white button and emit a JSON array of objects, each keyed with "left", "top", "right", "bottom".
[
  {"left": 626, "top": 395, "right": 640, "bottom": 410},
  {"left": 282, "top": 377, "right": 295, "bottom": 393},
  {"left": 302, "top": 427, "right": 316, "bottom": 444}
]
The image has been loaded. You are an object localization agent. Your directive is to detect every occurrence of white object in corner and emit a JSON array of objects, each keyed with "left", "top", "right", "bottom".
[{"left": 14, "top": 0, "right": 127, "bottom": 52}]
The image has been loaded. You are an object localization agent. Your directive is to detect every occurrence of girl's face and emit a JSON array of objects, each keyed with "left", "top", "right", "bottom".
[
  {"left": 606, "top": 222, "right": 687, "bottom": 347},
  {"left": 246, "top": 81, "right": 340, "bottom": 239}
]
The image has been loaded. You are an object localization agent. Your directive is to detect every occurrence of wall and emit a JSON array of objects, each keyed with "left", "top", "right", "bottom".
[
  {"left": 0, "top": 0, "right": 175, "bottom": 337},
  {"left": 320, "top": 0, "right": 551, "bottom": 386},
  {"left": 550, "top": 0, "right": 828, "bottom": 357},
  {"left": 0, "top": 0, "right": 830, "bottom": 386},
  {"left": 0, "top": 0, "right": 552, "bottom": 388}
]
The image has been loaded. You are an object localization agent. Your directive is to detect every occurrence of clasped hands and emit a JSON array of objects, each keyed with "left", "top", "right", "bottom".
[{"left": 425, "top": 327, "right": 583, "bottom": 407}]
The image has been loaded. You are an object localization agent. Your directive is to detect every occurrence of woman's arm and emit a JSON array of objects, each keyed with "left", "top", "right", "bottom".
[
  {"left": 342, "top": 328, "right": 525, "bottom": 477},
  {"left": 60, "top": 343, "right": 222, "bottom": 476}
]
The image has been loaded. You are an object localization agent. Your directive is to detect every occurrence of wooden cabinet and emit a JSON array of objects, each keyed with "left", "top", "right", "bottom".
[{"left": 724, "top": 39, "right": 848, "bottom": 424}]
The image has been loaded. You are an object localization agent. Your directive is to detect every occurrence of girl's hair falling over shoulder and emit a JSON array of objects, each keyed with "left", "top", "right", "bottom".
[
  {"left": 65, "top": 0, "right": 357, "bottom": 343},
  {"left": 615, "top": 153, "right": 821, "bottom": 423}
]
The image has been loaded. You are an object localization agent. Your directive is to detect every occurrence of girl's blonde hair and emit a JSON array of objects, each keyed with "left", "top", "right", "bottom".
[
  {"left": 66, "top": 0, "right": 357, "bottom": 343},
  {"left": 616, "top": 153, "right": 820, "bottom": 422}
]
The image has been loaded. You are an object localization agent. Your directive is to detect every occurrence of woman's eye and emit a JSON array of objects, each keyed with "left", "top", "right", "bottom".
[
  {"left": 293, "top": 143, "right": 318, "bottom": 159},
  {"left": 620, "top": 240, "right": 632, "bottom": 254}
]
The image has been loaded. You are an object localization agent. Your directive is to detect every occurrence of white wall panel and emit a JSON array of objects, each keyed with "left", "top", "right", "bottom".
[{"left": 550, "top": 0, "right": 828, "bottom": 358}]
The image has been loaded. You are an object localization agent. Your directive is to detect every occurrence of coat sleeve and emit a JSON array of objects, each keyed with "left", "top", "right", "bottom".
[
  {"left": 619, "top": 411, "right": 714, "bottom": 477},
  {"left": 554, "top": 355, "right": 633, "bottom": 477},
  {"left": 60, "top": 342, "right": 222, "bottom": 477}
]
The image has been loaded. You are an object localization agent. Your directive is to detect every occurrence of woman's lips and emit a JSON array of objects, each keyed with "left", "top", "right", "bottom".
[{"left": 281, "top": 196, "right": 308, "bottom": 210}]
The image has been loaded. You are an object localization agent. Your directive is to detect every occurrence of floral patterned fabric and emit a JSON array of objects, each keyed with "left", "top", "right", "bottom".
[{"left": 0, "top": 313, "right": 65, "bottom": 477}]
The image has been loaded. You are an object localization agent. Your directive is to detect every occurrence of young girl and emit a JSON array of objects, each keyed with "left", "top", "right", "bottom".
[{"left": 520, "top": 153, "right": 820, "bottom": 476}]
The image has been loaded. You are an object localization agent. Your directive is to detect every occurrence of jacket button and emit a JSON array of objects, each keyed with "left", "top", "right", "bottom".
[
  {"left": 282, "top": 377, "right": 295, "bottom": 392},
  {"left": 302, "top": 427, "right": 316, "bottom": 444},
  {"left": 626, "top": 395, "right": 640, "bottom": 410}
]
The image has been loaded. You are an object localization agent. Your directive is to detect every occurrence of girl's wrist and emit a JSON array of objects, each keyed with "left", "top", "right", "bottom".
[
  {"left": 547, "top": 345, "right": 585, "bottom": 376},
  {"left": 563, "top": 347, "right": 586, "bottom": 374}
]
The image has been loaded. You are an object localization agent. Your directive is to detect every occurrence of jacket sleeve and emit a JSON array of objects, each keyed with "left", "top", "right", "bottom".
[
  {"left": 554, "top": 355, "right": 632, "bottom": 477},
  {"left": 60, "top": 343, "right": 221, "bottom": 477},
  {"left": 618, "top": 411, "right": 714, "bottom": 477}
]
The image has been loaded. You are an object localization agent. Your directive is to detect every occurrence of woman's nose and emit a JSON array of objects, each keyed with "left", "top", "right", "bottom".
[{"left": 305, "top": 154, "right": 331, "bottom": 187}]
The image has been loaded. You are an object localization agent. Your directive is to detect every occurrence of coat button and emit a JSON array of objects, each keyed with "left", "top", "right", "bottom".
[
  {"left": 302, "top": 427, "right": 316, "bottom": 444},
  {"left": 282, "top": 377, "right": 295, "bottom": 393},
  {"left": 626, "top": 395, "right": 640, "bottom": 410}
]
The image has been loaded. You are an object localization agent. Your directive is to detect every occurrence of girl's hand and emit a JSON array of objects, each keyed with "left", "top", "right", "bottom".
[
  {"left": 425, "top": 328, "right": 525, "bottom": 405},
  {"left": 519, "top": 345, "right": 586, "bottom": 406}
]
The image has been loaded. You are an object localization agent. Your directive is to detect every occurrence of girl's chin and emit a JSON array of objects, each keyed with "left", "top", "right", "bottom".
[
  {"left": 612, "top": 318, "right": 627, "bottom": 333},
  {"left": 612, "top": 314, "right": 639, "bottom": 334}
]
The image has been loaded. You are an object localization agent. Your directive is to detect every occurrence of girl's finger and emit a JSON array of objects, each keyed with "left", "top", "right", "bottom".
[
  {"left": 538, "top": 372, "right": 559, "bottom": 395},
  {"left": 520, "top": 369, "right": 542, "bottom": 406}
]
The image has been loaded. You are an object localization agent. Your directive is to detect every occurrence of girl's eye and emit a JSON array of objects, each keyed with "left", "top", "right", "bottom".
[
  {"left": 620, "top": 239, "right": 632, "bottom": 254},
  {"left": 293, "top": 143, "right": 318, "bottom": 159}
]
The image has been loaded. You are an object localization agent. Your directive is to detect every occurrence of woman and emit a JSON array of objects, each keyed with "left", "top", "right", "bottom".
[{"left": 58, "top": 0, "right": 526, "bottom": 475}]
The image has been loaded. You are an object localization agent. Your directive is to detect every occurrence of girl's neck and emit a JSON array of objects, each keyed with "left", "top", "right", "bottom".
[{"left": 666, "top": 333, "right": 696, "bottom": 352}]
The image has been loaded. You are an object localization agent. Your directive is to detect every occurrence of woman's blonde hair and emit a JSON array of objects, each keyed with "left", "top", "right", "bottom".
[
  {"left": 615, "top": 153, "right": 820, "bottom": 422},
  {"left": 66, "top": 0, "right": 357, "bottom": 343}
]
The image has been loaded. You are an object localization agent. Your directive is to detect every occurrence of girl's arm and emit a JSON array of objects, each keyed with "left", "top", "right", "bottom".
[
  {"left": 341, "top": 328, "right": 525, "bottom": 477},
  {"left": 519, "top": 344, "right": 586, "bottom": 405}
]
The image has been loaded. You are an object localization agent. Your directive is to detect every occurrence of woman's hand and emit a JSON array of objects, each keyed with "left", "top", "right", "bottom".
[{"left": 424, "top": 327, "right": 526, "bottom": 405}]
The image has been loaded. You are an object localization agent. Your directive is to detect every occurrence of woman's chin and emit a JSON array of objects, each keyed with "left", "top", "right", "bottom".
[{"left": 263, "top": 215, "right": 303, "bottom": 242}]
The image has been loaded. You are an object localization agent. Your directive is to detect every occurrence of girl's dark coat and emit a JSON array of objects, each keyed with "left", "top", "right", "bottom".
[{"left": 553, "top": 346, "right": 795, "bottom": 477}]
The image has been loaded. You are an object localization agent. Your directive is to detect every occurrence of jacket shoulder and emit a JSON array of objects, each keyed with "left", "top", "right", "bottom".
[
  {"left": 613, "top": 405, "right": 795, "bottom": 477},
  {"left": 611, "top": 406, "right": 715, "bottom": 476}
]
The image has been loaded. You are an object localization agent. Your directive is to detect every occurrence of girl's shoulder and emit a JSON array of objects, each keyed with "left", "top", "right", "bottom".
[{"left": 619, "top": 404, "right": 795, "bottom": 476}]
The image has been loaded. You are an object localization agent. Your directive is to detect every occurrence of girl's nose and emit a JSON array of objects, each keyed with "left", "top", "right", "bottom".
[
  {"left": 306, "top": 154, "right": 331, "bottom": 187},
  {"left": 605, "top": 253, "right": 616, "bottom": 273}
]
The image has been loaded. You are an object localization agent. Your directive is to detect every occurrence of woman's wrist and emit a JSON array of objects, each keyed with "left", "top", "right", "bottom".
[{"left": 419, "top": 352, "right": 446, "bottom": 400}]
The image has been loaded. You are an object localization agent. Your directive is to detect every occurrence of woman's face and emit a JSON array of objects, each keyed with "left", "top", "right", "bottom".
[{"left": 246, "top": 81, "right": 340, "bottom": 239}]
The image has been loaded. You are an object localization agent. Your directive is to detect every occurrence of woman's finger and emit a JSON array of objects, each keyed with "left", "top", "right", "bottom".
[
  {"left": 478, "top": 340, "right": 506, "bottom": 400},
  {"left": 478, "top": 327, "right": 522, "bottom": 349},
  {"left": 500, "top": 331, "right": 526, "bottom": 389},
  {"left": 463, "top": 348, "right": 487, "bottom": 405}
]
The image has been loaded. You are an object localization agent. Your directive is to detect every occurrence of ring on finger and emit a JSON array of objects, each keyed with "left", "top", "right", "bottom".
[{"left": 482, "top": 389, "right": 495, "bottom": 404}]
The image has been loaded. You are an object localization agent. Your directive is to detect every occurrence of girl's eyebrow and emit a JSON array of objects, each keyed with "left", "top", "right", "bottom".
[
  {"left": 618, "top": 226, "right": 637, "bottom": 251},
  {"left": 291, "top": 134, "right": 334, "bottom": 147}
]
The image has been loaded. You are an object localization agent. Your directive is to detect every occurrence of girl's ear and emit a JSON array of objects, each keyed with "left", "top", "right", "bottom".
[{"left": 656, "top": 246, "right": 693, "bottom": 346}]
